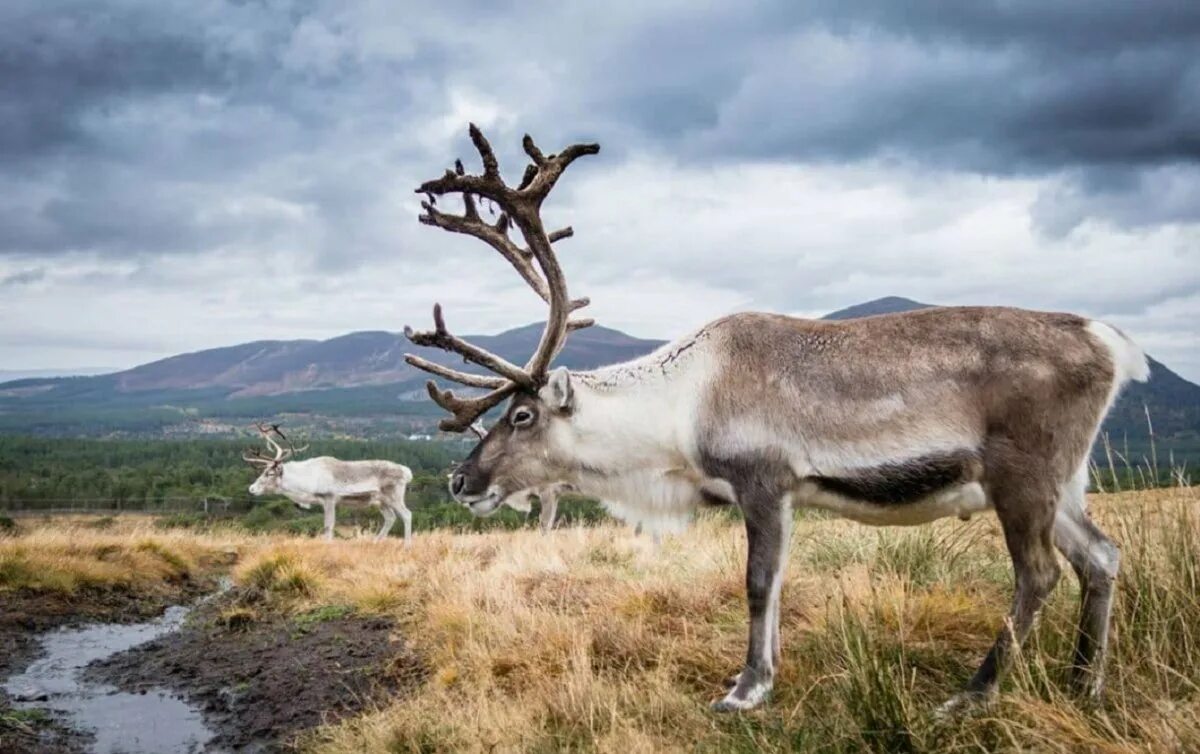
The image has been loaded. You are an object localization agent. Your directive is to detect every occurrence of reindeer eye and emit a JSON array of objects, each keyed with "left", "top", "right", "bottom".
[{"left": 511, "top": 407, "right": 536, "bottom": 427}]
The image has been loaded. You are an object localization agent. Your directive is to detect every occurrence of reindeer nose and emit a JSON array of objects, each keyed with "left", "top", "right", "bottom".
[{"left": 449, "top": 472, "right": 466, "bottom": 497}]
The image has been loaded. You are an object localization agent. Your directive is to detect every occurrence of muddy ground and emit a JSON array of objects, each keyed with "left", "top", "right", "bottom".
[
  {"left": 87, "top": 593, "right": 425, "bottom": 752},
  {"left": 3, "top": 579, "right": 425, "bottom": 753},
  {"left": 1, "top": 583, "right": 212, "bottom": 753}
]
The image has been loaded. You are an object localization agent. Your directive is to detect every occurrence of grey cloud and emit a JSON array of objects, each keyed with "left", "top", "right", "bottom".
[
  {"left": 5, "top": 0, "right": 1199, "bottom": 264},
  {"left": 0, "top": 267, "right": 44, "bottom": 287},
  {"left": 0, "top": 0, "right": 1198, "bottom": 385}
]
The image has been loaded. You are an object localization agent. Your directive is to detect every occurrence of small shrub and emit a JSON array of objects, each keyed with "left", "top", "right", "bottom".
[
  {"left": 1, "top": 707, "right": 51, "bottom": 734},
  {"left": 874, "top": 529, "right": 943, "bottom": 587},
  {"left": 86, "top": 515, "right": 117, "bottom": 530},
  {"left": 239, "top": 551, "right": 320, "bottom": 598},
  {"left": 0, "top": 515, "right": 16, "bottom": 536},
  {"left": 294, "top": 604, "right": 355, "bottom": 633},
  {"left": 156, "top": 512, "right": 210, "bottom": 530},
  {"left": 135, "top": 539, "right": 191, "bottom": 574},
  {"left": 216, "top": 606, "right": 258, "bottom": 632}
]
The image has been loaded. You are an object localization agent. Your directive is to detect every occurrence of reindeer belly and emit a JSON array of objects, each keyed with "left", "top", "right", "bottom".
[
  {"left": 796, "top": 449, "right": 990, "bottom": 526},
  {"left": 337, "top": 492, "right": 376, "bottom": 507}
]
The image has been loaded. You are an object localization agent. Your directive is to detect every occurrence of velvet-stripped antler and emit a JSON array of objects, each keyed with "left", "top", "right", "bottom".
[
  {"left": 243, "top": 422, "right": 308, "bottom": 465},
  {"left": 404, "top": 124, "right": 600, "bottom": 432},
  {"left": 268, "top": 423, "right": 309, "bottom": 457}
]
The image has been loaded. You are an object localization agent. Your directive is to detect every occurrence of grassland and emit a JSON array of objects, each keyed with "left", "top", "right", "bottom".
[{"left": 2, "top": 487, "right": 1198, "bottom": 753}]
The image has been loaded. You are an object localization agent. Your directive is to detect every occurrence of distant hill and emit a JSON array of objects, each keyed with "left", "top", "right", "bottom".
[
  {"left": 1, "top": 297, "right": 1196, "bottom": 445},
  {"left": 0, "top": 367, "right": 117, "bottom": 382},
  {"left": 822, "top": 296, "right": 934, "bottom": 320},
  {"left": 0, "top": 323, "right": 666, "bottom": 437}
]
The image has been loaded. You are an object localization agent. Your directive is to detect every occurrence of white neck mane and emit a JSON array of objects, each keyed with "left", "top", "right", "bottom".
[{"left": 557, "top": 326, "right": 719, "bottom": 533}]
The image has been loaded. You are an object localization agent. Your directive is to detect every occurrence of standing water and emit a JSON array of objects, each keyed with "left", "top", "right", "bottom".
[{"left": 4, "top": 602, "right": 223, "bottom": 754}]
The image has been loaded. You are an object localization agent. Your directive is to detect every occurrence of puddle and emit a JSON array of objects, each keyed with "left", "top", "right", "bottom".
[{"left": 4, "top": 601, "right": 224, "bottom": 754}]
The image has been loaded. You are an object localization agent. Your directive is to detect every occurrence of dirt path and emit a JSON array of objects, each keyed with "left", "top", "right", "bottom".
[{"left": 88, "top": 594, "right": 425, "bottom": 752}]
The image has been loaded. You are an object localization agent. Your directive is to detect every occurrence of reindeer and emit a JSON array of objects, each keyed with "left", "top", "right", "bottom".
[
  {"left": 403, "top": 125, "right": 1148, "bottom": 713},
  {"left": 243, "top": 424, "right": 414, "bottom": 544},
  {"left": 498, "top": 484, "right": 566, "bottom": 534}
]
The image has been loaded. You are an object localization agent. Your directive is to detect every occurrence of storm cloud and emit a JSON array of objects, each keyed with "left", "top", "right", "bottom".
[{"left": 1, "top": 0, "right": 1197, "bottom": 379}]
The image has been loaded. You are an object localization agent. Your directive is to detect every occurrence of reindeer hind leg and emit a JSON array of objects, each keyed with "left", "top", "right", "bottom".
[
  {"left": 941, "top": 464, "right": 1061, "bottom": 715},
  {"left": 377, "top": 500, "right": 397, "bottom": 542},
  {"left": 1053, "top": 465, "right": 1119, "bottom": 698}
]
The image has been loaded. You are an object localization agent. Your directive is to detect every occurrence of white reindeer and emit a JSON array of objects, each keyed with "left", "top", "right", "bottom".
[
  {"left": 403, "top": 126, "right": 1147, "bottom": 713},
  {"left": 243, "top": 424, "right": 414, "bottom": 544}
]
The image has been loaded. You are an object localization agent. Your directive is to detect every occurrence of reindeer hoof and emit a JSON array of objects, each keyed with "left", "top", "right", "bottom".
[
  {"left": 711, "top": 689, "right": 769, "bottom": 713},
  {"left": 723, "top": 672, "right": 742, "bottom": 689},
  {"left": 712, "top": 672, "right": 771, "bottom": 712},
  {"left": 933, "top": 690, "right": 990, "bottom": 721}
]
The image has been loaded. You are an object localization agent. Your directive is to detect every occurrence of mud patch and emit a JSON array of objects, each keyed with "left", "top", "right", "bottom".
[
  {"left": 89, "top": 598, "right": 425, "bottom": 752},
  {"left": 0, "top": 584, "right": 213, "bottom": 754}
]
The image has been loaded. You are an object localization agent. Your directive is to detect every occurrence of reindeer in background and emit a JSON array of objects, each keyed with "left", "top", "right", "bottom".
[
  {"left": 243, "top": 424, "right": 414, "bottom": 544},
  {"left": 403, "top": 125, "right": 1147, "bottom": 713}
]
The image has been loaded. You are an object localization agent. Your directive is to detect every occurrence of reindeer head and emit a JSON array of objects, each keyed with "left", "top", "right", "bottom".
[
  {"left": 243, "top": 423, "right": 307, "bottom": 496},
  {"left": 404, "top": 125, "right": 599, "bottom": 515}
]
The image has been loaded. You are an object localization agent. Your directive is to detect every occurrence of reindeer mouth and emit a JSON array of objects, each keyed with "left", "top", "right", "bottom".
[{"left": 458, "top": 487, "right": 504, "bottom": 517}]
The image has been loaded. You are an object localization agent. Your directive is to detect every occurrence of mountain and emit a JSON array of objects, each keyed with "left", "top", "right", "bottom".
[
  {"left": 822, "top": 296, "right": 934, "bottom": 320},
  {"left": 1, "top": 298, "right": 1196, "bottom": 445},
  {"left": 0, "top": 367, "right": 117, "bottom": 381},
  {"left": 49, "top": 324, "right": 661, "bottom": 398},
  {"left": 0, "top": 323, "right": 666, "bottom": 437}
]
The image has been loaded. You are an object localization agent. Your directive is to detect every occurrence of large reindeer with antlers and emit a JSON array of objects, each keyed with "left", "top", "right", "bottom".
[
  {"left": 404, "top": 125, "right": 1148, "bottom": 713},
  {"left": 243, "top": 424, "right": 414, "bottom": 543}
]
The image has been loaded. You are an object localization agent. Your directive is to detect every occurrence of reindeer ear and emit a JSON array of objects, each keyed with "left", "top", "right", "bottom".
[{"left": 543, "top": 367, "right": 574, "bottom": 413}]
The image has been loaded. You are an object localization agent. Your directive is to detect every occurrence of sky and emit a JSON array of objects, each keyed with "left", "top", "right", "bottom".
[{"left": 1, "top": 1, "right": 1198, "bottom": 381}]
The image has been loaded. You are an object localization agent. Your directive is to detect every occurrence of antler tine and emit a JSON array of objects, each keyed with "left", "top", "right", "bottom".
[
  {"left": 418, "top": 200, "right": 554, "bottom": 303},
  {"left": 254, "top": 422, "right": 284, "bottom": 460},
  {"left": 243, "top": 448, "right": 275, "bottom": 467},
  {"left": 270, "top": 424, "right": 308, "bottom": 457},
  {"left": 424, "top": 380, "right": 519, "bottom": 433},
  {"left": 405, "top": 303, "right": 535, "bottom": 389},
  {"left": 403, "top": 354, "right": 509, "bottom": 389},
  {"left": 417, "top": 124, "right": 509, "bottom": 202}
]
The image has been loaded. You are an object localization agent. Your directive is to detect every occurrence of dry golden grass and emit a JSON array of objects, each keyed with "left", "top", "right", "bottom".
[
  {"left": 5, "top": 489, "right": 1198, "bottom": 753},
  {"left": 0, "top": 518, "right": 246, "bottom": 596},
  {"left": 276, "top": 487, "right": 1198, "bottom": 753}
]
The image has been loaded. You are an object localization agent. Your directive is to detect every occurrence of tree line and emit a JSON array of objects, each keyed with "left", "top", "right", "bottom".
[{"left": 0, "top": 436, "right": 608, "bottom": 533}]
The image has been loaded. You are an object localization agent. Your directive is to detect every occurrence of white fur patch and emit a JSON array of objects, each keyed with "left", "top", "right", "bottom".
[
  {"left": 589, "top": 470, "right": 701, "bottom": 536},
  {"left": 716, "top": 681, "right": 771, "bottom": 710},
  {"left": 796, "top": 480, "right": 990, "bottom": 526},
  {"left": 1087, "top": 320, "right": 1150, "bottom": 386}
]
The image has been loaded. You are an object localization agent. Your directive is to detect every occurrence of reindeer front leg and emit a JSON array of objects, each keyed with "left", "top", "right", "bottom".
[
  {"left": 714, "top": 491, "right": 793, "bottom": 711},
  {"left": 538, "top": 486, "right": 559, "bottom": 534},
  {"left": 322, "top": 497, "right": 337, "bottom": 541}
]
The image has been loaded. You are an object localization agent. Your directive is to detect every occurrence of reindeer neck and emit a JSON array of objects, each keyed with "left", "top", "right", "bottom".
[{"left": 564, "top": 365, "right": 702, "bottom": 489}]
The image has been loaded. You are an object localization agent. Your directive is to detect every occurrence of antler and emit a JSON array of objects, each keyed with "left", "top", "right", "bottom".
[
  {"left": 404, "top": 124, "right": 600, "bottom": 432},
  {"left": 251, "top": 422, "right": 308, "bottom": 462},
  {"left": 242, "top": 448, "right": 276, "bottom": 467},
  {"left": 270, "top": 423, "right": 309, "bottom": 457}
]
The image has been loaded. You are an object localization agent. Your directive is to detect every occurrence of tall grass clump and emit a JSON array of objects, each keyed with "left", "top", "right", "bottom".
[
  {"left": 1109, "top": 491, "right": 1200, "bottom": 695},
  {"left": 236, "top": 549, "right": 322, "bottom": 599}
]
